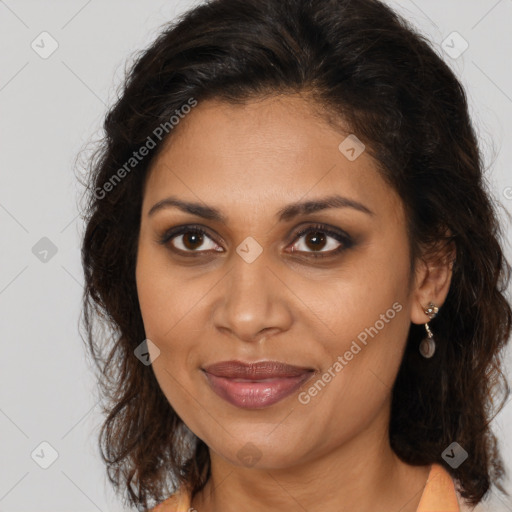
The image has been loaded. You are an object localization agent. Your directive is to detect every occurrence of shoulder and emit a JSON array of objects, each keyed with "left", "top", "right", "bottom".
[{"left": 149, "top": 486, "right": 193, "bottom": 512}]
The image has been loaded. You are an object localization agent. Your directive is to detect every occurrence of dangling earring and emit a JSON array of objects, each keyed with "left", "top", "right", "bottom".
[{"left": 419, "top": 302, "right": 439, "bottom": 358}]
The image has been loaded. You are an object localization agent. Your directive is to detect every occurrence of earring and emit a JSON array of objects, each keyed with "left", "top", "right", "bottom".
[{"left": 419, "top": 302, "right": 439, "bottom": 358}]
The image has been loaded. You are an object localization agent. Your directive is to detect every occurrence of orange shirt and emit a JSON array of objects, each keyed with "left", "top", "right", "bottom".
[{"left": 151, "top": 463, "right": 477, "bottom": 511}]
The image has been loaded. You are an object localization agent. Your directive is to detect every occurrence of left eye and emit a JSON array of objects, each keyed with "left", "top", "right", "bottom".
[{"left": 288, "top": 225, "right": 350, "bottom": 256}]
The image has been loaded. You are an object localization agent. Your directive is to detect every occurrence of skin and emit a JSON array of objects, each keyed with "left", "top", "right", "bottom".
[{"left": 136, "top": 93, "right": 455, "bottom": 512}]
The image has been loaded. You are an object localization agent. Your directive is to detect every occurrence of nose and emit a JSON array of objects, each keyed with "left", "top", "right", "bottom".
[{"left": 212, "top": 250, "right": 293, "bottom": 344}]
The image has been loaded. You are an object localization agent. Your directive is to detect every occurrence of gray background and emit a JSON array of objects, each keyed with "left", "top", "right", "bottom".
[{"left": 1, "top": 0, "right": 511, "bottom": 510}]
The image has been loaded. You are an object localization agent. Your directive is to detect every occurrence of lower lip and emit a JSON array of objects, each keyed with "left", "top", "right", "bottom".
[{"left": 203, "top": 371, "right": 313, "bottom": 409}]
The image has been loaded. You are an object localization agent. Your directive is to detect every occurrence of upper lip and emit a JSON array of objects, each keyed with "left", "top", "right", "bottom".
[{"left": 203, "top": 360, "right": 314, "bottom": 379}]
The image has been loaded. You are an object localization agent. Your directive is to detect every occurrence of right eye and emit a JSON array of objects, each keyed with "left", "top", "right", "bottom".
[{"left": 159, "top": 225, "right": 224, "bottom": 255}]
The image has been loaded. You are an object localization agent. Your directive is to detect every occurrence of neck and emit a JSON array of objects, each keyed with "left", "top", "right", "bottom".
[{"left": 190, "top": 409, "right": 431, "bottom": 512}]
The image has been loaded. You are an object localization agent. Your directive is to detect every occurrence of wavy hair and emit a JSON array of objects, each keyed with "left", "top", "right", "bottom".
[{"left": 80, "top": 0, "right": 512, "bottom": 509}]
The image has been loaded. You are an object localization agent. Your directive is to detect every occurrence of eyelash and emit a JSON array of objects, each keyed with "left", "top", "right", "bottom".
[{"left": 157, "top": 223, "right": 353, "bottom": 259}]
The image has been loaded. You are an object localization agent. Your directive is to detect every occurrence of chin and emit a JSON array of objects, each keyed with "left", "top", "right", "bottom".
[{"left": 202, "top": 428, "right": 312, "bottom": 471}]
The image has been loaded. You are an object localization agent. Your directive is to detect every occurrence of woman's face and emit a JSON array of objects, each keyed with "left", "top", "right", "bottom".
[{"left": 136, "top": 94, "right": 429, "bottom": 470}]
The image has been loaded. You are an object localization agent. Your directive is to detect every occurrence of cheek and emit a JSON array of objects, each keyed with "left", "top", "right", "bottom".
[
  {"left": 303, "top": 236, "right": 411, "bottom": 359},
  {"left": 135, "top": 239, "right": 208, "bottom": 413},
  {"left": 293, "top": 298, "right": 410, "bottom": 454},
  {"left": 136, "top": 239, "right": 197, "bottom": 342},
  {"left": 298, "top": 240, "right": 412, "bottom": 413}
]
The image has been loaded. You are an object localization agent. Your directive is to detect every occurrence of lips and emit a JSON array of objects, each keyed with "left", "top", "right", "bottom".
[
  {"left": 202, "top": 360, "right": 314, "bottom": 409},
  {"left": 203, "top": 360, "right": 313, "bottom": 379}
]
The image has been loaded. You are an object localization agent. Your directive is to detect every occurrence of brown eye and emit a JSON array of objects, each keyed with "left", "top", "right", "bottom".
[
  {"left": 288, "top": 223, "right": 353, "bottom": 258},
  {"left": 181, "top": 231, "right": 205, "bottom": 250},
  {"left": 158, "top": 225, "right": 223, "bottom": 255},
  {"left": 170, "top": 230, "right": 221, "bottom": 253},
  {"left": 303, "top": 231, "right": 328, "bottom": 251}
]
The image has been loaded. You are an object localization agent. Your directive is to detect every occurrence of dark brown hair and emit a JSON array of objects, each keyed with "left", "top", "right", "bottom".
[{"left": 80, "top": 0, "right": 512, "bottom": 509}]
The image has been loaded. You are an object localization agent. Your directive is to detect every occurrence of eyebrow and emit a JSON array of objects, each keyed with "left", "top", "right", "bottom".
[{"left": 147, "top": 194, "right": 375, "bottom": 222}]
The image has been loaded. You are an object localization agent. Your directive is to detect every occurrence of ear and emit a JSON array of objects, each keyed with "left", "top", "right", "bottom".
[{"left": 410, "top": 237, "right": 456, "bottom": 325}]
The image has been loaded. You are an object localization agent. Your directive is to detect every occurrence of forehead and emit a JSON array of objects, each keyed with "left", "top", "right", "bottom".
[{"left": 142, "top": 94, "right": 403, "bottom": 223}]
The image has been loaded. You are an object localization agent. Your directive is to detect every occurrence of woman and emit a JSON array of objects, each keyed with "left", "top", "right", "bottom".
[{"left": 80, "top": 0, "right": 512, "bottom": 511}]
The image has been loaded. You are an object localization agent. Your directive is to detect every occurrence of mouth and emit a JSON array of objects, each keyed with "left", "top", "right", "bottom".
[{"left": 202, "top": 360, "right": 315, "bottom": 409}]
